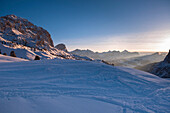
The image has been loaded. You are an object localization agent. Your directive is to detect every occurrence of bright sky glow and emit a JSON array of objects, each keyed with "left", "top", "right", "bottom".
[{"left": 65, "top": 30, "right": 170, "bottom": 52}]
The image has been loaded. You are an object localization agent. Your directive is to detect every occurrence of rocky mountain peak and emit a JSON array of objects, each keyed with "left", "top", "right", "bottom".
[
  {"left": 6, "top": 14, "right": 18, "bottom": 19},
  {"left": 0, "top": 14, "right": 54, "bottom": 49},
  {"left": 164, "top": 50, "right": 170, "bottom": 63},
  {"left": 55, "top": 43, "right": 68, "bottom": 52},
  {"left": 122, "top": 50, "right": 128, "bottom": 53}
]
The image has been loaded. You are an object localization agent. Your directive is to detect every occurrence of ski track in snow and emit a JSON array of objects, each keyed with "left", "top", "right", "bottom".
[{"left": 0, "top": 58, "right": 170, "bottom": 113}]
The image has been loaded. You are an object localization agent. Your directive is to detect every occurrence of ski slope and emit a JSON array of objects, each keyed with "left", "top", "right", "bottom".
[{"left": 0, "top": 56, "right": 170, "bottom": 113}]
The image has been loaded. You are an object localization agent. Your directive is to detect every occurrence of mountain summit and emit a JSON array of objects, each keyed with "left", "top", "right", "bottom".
[{"left": 164, "top": 50, "right": 170, "bottom": 63}]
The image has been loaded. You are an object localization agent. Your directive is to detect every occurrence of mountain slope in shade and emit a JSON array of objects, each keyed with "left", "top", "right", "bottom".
[
  {"left": 136, "top": 50, "right": 170, "bottom": 78},
  {"left": 151, "top": 50, "right": 170, "bottom": 78},
  {"left": 0, "top": 56, "right": 170, "bottom": 113},
  {"left": 164, "top": 50, "right": 170, "bottom": 63},
  {"left": 110, "top": 52, "right": 167, "bottom": 68}
]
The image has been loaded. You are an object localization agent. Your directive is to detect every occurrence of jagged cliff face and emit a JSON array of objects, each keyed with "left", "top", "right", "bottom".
[
  {"left": 0, "top": 14, "right": 54, "bottom": 49},
  {"left": 164, "top": 50, "right": 170, "bottom": 63}
]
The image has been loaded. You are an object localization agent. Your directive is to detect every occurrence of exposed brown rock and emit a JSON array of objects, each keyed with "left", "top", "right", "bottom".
[
  {"left": 55, "top": 43, "right": 68, "bottom": 52},
  {"left": 0, "top": 14, "right": 54, "bottom": 48}
]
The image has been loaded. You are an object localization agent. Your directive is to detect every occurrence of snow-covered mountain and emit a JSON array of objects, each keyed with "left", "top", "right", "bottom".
[
  {"left": 0, "top": 55, "right": 170, "bottom": 113},
  {"left": 70, "top": 49, "right": 139, "bottom": 61},
  {"left": 138, "top": 50, "right": 170, "bottom": 78},
  {"left": 0, "top": 15, "right": 88, "bottom": 60},
  {"left": 0, "top": 14, "right": 169, "bottom": 113}
]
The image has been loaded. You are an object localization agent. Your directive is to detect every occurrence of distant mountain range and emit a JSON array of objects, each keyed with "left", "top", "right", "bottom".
[
  {"left": 70, "top": 49, "right": 139, "bottom": 61},
  {"left": 71, "top": 48, "right": 169, "bottom": 78}
]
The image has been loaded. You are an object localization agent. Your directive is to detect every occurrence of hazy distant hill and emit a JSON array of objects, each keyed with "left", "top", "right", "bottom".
[
  {"left": 136, "top": 50, "right": 170, "bottom": 78},
  {"left": 108, "top": 52, "right": 167, "bottom": 68},
  {"left": 70, "top": 49, "right": 139, "bottom": 61}
]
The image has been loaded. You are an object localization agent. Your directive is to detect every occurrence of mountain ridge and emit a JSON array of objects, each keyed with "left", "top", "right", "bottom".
[{"left": 70, "top": 49, "right": 139, "bottom": 61}]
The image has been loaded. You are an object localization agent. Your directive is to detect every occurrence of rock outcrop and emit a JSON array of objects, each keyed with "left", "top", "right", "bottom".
[
  {"left": 0, "top": 14, "right": 54, "bottom": 49},
  {"left": 55, "top": 43, "right": 68, "bottom": 52},
  {"left": 164, "top": 50, "right": 170, "bottom": 63}
]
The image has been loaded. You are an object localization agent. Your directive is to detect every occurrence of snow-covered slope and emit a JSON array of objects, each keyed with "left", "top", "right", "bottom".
[
  {"left": 0, "top": 54, "right": 28, "bottom": 62},
  {"left": 0, "top": 58, "right": 169, "bottom": 113},
  {"left": 0, "top": 43, "right": 72, "bottom": 60}
]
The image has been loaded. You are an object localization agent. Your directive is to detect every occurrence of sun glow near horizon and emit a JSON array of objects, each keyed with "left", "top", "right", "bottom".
[
  {"left": 65, "top": 30, "right": 170, "bottom": 53},
  {"left": 157, "top": 34, "right": 170, "bottom": 51}
]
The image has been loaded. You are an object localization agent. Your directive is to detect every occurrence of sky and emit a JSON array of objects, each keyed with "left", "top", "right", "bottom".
[{"left": 0, "top": 0, "right": 170, "bottom": 52}]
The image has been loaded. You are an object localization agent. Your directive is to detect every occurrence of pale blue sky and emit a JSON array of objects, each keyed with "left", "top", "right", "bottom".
[{"left": 1, "top": 0, "right": 170, "bottom": 52}]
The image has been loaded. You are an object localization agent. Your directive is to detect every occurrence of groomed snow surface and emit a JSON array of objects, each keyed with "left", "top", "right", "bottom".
[{"left": 0, "top": 56, "right": 170, "bottom": 113}]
